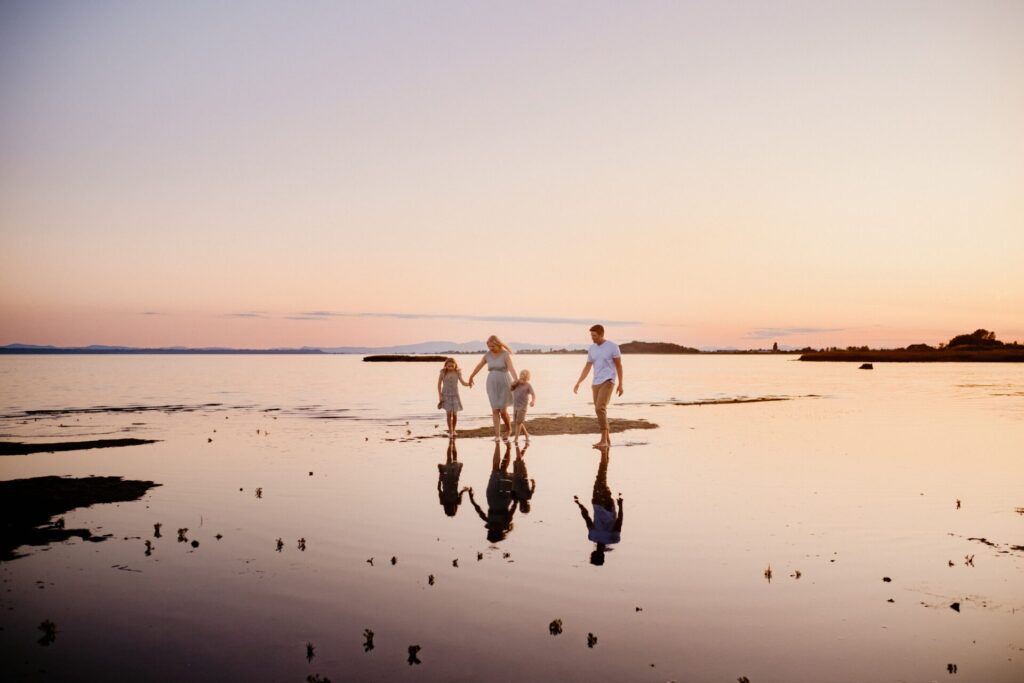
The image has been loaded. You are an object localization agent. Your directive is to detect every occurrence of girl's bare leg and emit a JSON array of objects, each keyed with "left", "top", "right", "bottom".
[{"left": 451, "top": 412, "right": 458, "bottom": 436}]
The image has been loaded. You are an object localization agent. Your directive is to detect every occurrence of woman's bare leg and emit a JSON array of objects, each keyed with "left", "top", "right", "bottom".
[
  {"left": 492, "top": 410, "right": 502, "bottom": 441},
  {"left": 500, "top": 408, "right": 511, "bottom": 439}
]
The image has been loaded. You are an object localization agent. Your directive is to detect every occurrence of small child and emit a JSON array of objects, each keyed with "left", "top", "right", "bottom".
[
  {"left": 512, "top": 444, "right": 536, "bottom": 514},
  {"left": 437, "top": 358, "right": 470, "bottom": 438},
  {"left": 510, "top": 370, "right": 536, "bottom": 443}
]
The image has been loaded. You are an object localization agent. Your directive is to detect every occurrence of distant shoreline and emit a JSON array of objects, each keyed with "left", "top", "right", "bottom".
[{"left": 799, "top": 349, "right": 1024, "bottom": 362}]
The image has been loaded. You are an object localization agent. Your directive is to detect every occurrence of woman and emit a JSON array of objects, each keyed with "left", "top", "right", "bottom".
[{"left": 467, "top": 335, "right": 518, "bottom": 442}]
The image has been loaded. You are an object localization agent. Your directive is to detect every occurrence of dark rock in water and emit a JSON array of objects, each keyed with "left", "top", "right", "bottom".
[
  {"left": 297, "top": 538, "right": 306, "bottom": 551},
  {"left": 190, "top": 540, "right": 199, "bottom": 548},
  {"left": 208, "top": 437, "right": 213, "bottom": 443},
  {"left": 366, "top": 557, "right": 374, "bottom": 566},
  {"left": 635, "top": 606, "right": 643, "bottom": 612},
  {"left": 37, "top": 619, "right": 56, "bottom": 646},
  {"left": 477, "top": 552, "right": 483, "bottom": 561},
  {"left": 549, "top": 619, "right": 563, "bottom": 636},
  {"left": 306, "top": 641, "right": 315, "bottom": 662},
  {"left": 428, "top": 574, "right": 435, "bottom": 585},
  {"left": 859, "top": 363, "right": 873, "bottom": 370},
  {"left": 177, "top": 528, "right": 188, "bottom": 543},
  {"left": 407, "top": 644, "right": 421, "bottom": 665},
  {"left": 882, "top": 576, "right": 892, "bottom": 582},
  {"left": 950, "top": 602, "right": 960, "bottom": 612},
  {"left": 363, "top": 629, "right": 375, "bottom": 652},
  {"left": 390, "top": 556, "right": 397, "bottom": 565},
  {"left": 886, "top": 598, "right": 894, "bottom": 603},
  {"left": 153, "top": 523, "right": 162, "bottom": 538},
  {"left": 587, "top": 632, "right": 597, "bottom": 648},
  {"left": 452, "top": 558, "right": 458, "bottom": 568},
  {"left": 275, "top": 538, "right": 284, "bottom": 552},
  {"left": 947, "top": 663, "right": 958, "bottom": 674},
  {"left": 215, "top": 534, "right": 222, "bottom": 540}
]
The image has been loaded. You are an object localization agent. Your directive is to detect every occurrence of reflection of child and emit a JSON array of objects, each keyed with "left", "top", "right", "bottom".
[
  {"left": 512, "top": 445, "right": 536, "bottom": 514},
  {"left": 437, "top": 440, "right": 465, "bottom": 517},
  {"left": 573, "top": 448, "right": 623, "bottom": 566},
  {"left": 438, "top": 357, "right": 470, "bottom": 438},
  {"left": 510, "top": 370, "right": 536, "bottom": 443},
  {"left": 467, "top": 443, "right": 517, "bottom": 543}
]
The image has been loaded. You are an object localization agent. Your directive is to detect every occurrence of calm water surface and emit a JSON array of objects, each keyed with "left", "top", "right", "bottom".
[{"left": 1, "top": 355, "right": 1022, "bottom": 682}]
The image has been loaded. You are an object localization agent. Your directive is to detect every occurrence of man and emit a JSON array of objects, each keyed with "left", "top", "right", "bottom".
[{"left": 573, "top": 324, "right": 624, "bottom": 448}]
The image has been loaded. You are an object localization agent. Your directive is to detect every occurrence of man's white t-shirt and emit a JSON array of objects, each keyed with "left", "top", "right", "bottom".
[{"left": 588, "top": 340, "right": 621, "bottom": 385}]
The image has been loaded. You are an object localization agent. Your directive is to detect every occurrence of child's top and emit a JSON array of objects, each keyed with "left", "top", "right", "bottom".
[
  {"left": 441, "top": 372, "right": 461, "bottom": 395},
  {"left": 512, "top": 382, "right": 534, "bottom": 410}
]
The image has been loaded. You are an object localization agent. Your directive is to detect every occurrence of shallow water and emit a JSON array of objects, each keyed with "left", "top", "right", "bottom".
[{"left": 1, "top": 355, "right": 1022, "bottom": 682}]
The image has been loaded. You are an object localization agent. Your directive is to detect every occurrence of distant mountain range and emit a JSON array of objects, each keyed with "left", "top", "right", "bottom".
[{"left": 0, "top": 341, "right": 588, "bottom": 355}]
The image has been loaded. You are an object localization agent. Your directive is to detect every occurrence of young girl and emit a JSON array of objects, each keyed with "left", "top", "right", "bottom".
[
  {"left": 510, "top": 369, "right": 536, "bottom": 443},
  {"left": 437, "top": 357, "right": 470, "bottom": 438}
]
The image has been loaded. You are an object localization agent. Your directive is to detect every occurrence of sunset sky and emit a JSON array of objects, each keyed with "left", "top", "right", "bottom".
[{"left": 1, "top": 1, "right": 1022, "bottom": 349}]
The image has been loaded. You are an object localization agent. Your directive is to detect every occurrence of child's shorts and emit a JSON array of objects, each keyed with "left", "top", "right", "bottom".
[{"left": 513, "top": 407, "right": 527, "bottom": 425}]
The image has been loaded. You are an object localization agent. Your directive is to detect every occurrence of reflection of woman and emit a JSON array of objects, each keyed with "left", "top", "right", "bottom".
[
  {"left": 467, "top": 335, "right": 518, "bottom": 442},
  {"left": 437, "top": 439, "right": 466, "bottom": 517},
  {"left": 511, "top": 444, "right": 536, "bottom": 514},
  {"left": 467, "top": 442, "right": 517, "bottom": 542},
  {"left": 573, "top": 447, "right": 623, "bottom": 566}
]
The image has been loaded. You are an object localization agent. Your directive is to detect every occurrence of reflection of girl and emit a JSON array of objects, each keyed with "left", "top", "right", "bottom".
[
  {"left": 437, "top": 440, "right": 466, "bottom": 517},
  {"left": 467, "top": 442, "right": 517, "bottom": 542},
  {"left": 467, "top": 335, "right": 518, "bottom": 442},
  {"left": 437, "top": 358, "right": 470, "bottom": 438},
  {"left": 512, "top": 444, "right": 536, "bottom": 514},
  {"left": 573, "top": 447, "right": 623, "bottom": 566}
]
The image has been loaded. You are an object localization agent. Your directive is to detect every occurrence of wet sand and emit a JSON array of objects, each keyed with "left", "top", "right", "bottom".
[
  {"left": 0, "top": 438, "right": 159, "bottom": 456},
  {"left": 452, "top": 416, "right": 658, "bottom": 438},
  {"left": 0, "top": 475, "right": 160, "bottom": 560}
]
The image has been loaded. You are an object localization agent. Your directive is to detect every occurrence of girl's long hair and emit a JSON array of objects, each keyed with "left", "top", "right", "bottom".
[
  {"left": 442, "top": 357, "right": 460, "bottom": 375},
  {"left": 486, "top": 335, "right": 513, "bottom": 355}
]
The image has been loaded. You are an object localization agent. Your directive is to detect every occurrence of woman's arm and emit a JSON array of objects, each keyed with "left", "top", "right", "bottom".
[
  {"left": 458, "top": 370, "right": 471, "bottom": 387},
  {"left": 467, "top": 489, "right": 487, "bottom": 522},
  {"left": 505, "top": 353, "right": 518, "bottom": 382},
  {"left": 467, "top": 357, "right": 487, "bottom": 386}
]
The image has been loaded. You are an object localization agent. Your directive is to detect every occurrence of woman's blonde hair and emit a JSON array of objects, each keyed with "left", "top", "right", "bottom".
[
  {"left": 442, "top": 357, "right": 460, "bottom": 374},
  {"left": 486, "top": 335, "right": 513, "bottom": 355}
]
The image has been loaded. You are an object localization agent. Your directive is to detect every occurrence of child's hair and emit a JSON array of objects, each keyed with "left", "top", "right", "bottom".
[
  {"left": 486, "top": 335, "right": 513, "bottom": 355},
  {"left": 441, "top": 357, "right": 459, "bottom": 374},
  {"left": 511, "top": 369, "right": 531, "bottom": 390}
]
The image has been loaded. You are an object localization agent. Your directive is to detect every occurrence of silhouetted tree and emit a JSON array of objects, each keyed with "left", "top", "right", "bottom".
[{"left": 947, "top": 329, "right": 1001, "bottom": 348}]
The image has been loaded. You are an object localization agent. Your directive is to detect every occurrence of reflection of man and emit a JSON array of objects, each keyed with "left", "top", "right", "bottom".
[
  {"left": 573, "top": 324, "right": 623, "bottom": 448},
  {"left": 573, "top": 447, "right": 623, "bottom": 566}
]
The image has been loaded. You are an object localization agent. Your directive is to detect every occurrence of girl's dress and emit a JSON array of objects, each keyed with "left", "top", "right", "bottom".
[
  {"left": 440, "top": 372, "right": 463, "bottom": 412},
  {"left": 485, "top": 351, "right": 513, "bottom": 409}
]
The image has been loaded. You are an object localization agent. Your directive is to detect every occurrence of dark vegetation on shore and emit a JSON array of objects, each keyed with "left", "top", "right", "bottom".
[
  {"left": 0, "top": 475, "right": 160, "bottom": 561},
  {"left": 0, "top": 438, "right": 160, "bottom": 456},
  {"left": 800, "top": 329, "right": 1024, "bottom": 362}
]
